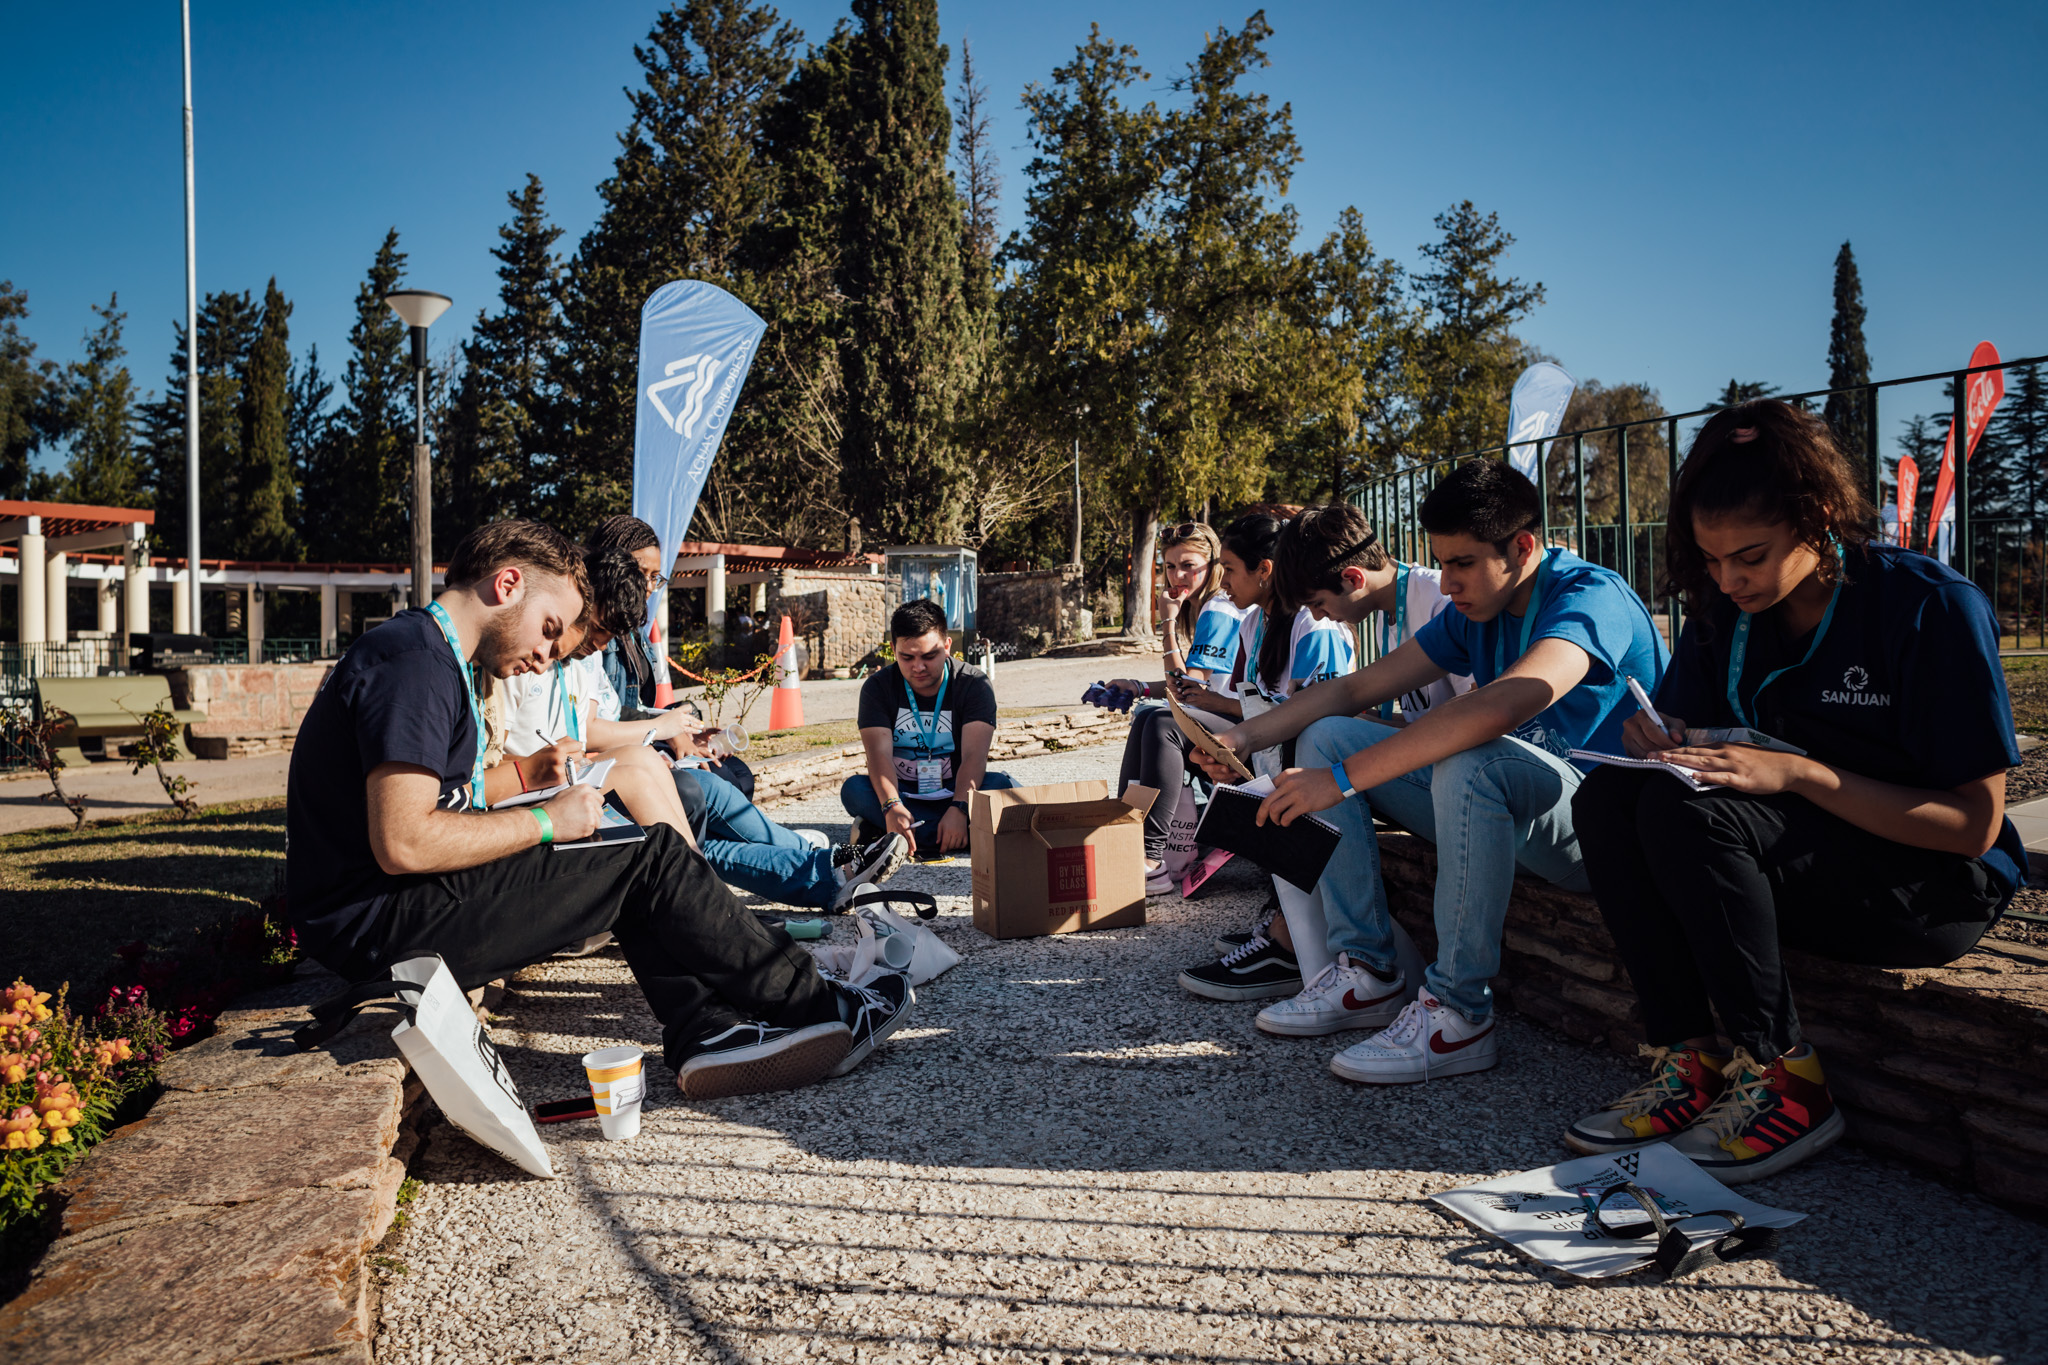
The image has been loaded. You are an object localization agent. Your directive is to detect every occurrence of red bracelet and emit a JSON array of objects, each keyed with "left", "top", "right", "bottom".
[{"left": 516, "top": 760, "right": 532, "bottom": 793}]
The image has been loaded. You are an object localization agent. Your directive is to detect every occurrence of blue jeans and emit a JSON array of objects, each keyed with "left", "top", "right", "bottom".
[
  {"left": 1300, "top": 716, "right": 1590, "bottom": 1023},
  {"left": 686, "top": 769, "right": 839, "bottom": 910},
  {"left": 840, "top": 772, "right": 1019, "bottom": 852}
]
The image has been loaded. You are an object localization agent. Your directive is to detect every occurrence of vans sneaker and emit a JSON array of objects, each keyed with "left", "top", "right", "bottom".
[
  {"left": 1177, "top": 936, "right": 1301, "bottom": 1001},
  {"left": 1255, "top": 953, "right": 1407, "bottom": 1037},
  {"left": 1213, "top": 895, "right": 1280, "bottom": 957},
  {"left": 830, "top": 832, "right": 910, "bottom": 911},
  {"left": 678, "top": 1020, "right": 852, "bottom": 1099},
  {"left": 1328, "top": 989, "right": 1497, "bottom": 1084},
  {"left": 1668, "top": 1046, "right": 1846, "bottom": 1184},
  {"left": 1563, "top": 1045, "right": 1729, "bottom": 1156},
  {"left": 826, "top": 971, "right": 915, "bottom": 1078}
]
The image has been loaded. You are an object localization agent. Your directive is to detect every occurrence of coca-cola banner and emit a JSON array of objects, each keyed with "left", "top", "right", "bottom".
[
  {"left": 1894, "top": 456, "right": 1919, "bottom": 549},
  {"left": 1924, "top": 341, "right": 2007, "bottom": 557}
]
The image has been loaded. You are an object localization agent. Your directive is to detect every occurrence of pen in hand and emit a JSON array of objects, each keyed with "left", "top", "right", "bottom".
[{"left": 1624, "top": 674, "right": 1673, "bottom": 742}]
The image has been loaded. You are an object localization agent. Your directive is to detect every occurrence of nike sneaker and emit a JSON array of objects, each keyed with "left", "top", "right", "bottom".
[
  {"left": 1668, "top": 1045, "right": 1846, "bottom": 1184},
  {"left": 1255, "top": 953, "right": 1408, "bottom": 1037},
  {"left": 1328, "top": 989, "right": 1497, "bottom": 1084},
  {"left": 830, "top": 832, "right": 910, "bottom": 911},
  {"left": 1563, "top": 1045, "right": 1729, "bottom": 1156},
  {"left": 1177, "top": 935, "right": 1302, "bottom": 1001},
  {"left": 678, "top": 1020, "right": 852, "bottom": 1099}
]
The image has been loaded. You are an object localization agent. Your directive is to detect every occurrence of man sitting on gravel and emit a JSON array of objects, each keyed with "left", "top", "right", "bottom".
[{"left": 285, "top": 518, "right": 912, "bottom": 1098}]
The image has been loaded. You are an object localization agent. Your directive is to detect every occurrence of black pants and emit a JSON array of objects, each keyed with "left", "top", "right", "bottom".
[
  {"left": 314, "top": 825, "right": 838, "bottom": 1071},
  {"left": 1573, "top": 766, "right": 2009, "bottom": 1061},
  {"left": 1117, "top": 706, "right": 1192, "bottom": 858}
]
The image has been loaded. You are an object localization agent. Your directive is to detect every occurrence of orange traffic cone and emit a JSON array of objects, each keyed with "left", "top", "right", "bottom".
[
  {"left": 649, "top": 607, "right": 674, "bottom": 709},
  {"left": 766, "top": 615, "right": 804, "bottom": 730}
]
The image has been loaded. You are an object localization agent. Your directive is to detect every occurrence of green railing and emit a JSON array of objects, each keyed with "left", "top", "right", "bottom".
[{"left": 1351, "top": 353, "right": 2048, "bottom": 655}]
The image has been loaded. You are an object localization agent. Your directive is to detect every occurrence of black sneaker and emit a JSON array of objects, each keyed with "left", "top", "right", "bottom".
[
  {"left": 677, "top": 1019, "right": 851, "bottom": 1099},
  {"left": 1213, "top": 898, "right": 1279, "bottom": 957},
  {"left": 852, "top": 817, "right": 885, "bottom": 847},
  {"left": 830, "top": 832, "right": 910, "bottom": 911},
  {"left": 1178, "top": 936, "right": 1302, "bottom": 1001},
  {"left": 826, "top": 971, "right": 915, "bottom": 1077}
]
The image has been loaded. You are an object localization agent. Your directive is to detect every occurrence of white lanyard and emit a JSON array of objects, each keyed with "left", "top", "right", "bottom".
[{"left": 426, "top": 603, "right": 486, "bottom": 811}]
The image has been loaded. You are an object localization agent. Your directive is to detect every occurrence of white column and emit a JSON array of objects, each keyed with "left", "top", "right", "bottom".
[
  {"left": 170, "top": 568, "right": 192, "bottom": 634},
  {"left": 247, "top": 584, "right": 264, "bottom": 665},
  {"left": 123, "top": 539, "right": 150, "bottom": 638},
  {"left": 707, "top": 552, "right": 727, "bottom": 645},
  {"left": 749, "top": 581, "right": 767, "bottom": 615},
  {"left": 336, "top": 590, "right": 353, "bottom": 643},
  {"left": 320, "top": 584, "right": 338, "bottom": 655},
  {"left": 97, "top": 576, "right": 119, "bottom": 633},
  {"left": 17, "top": 526, "right": 46, "bottom": 644},
  {"left": 45, "top": 550, "right": 68, "bottom": 642}
]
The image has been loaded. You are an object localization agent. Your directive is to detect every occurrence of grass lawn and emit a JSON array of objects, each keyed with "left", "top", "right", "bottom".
[
  {"left": 2004, "top": 655, "right": 2048, "bottom": 735},
  {"left": 0, "top": 799, "right": 286, "bottom": 1001}
]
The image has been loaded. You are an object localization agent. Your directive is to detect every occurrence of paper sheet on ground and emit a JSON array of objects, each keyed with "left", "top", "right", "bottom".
[
  {"left": 1568, "top": 749, "right": 1714, "bottom": 791},
  {"left": 489, "top": 757, "right": 617, "bottom": 809},
  {"left": 1431, "top": 1142, "right": 1804, "bottom": 1278}
]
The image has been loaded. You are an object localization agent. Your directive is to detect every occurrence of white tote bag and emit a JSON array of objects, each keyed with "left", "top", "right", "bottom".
[
  {"left": 1160, "top": 779, "right": 1203, "bottom": 878},
  {"left": 808, "top": 889, "right": 960, "bottom": 988}
]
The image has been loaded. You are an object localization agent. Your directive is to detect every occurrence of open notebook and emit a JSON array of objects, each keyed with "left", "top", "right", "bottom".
[{"left": 1568, "top": 750, "right": 1714, "bottom": 792}]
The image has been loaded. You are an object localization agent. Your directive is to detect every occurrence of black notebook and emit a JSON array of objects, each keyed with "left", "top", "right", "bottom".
[{"left": 1192, "top": 777, "right": 1342, "bottom": 892}]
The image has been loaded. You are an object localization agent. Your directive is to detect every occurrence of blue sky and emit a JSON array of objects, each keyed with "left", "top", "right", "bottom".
[{"left": 7, "top": 0, "right": 2046, "bottom": 476}]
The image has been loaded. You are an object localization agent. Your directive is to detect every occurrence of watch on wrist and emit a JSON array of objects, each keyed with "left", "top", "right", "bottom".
[{"left": 950, "top": 800, "right": 969, "bottom": 813}]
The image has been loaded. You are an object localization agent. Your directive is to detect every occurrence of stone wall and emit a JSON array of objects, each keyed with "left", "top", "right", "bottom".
[
  {"left": 1375, "top": 832, "right": 2048, "bottom": 1218},
  {"left": 980, "top": 567, "right": 1089, "bottom": 655},
  {"left": 165, "top": 662, "right": 335, "bottom": 759},
  {"left": 766, "top": 569, "right": 891, "bottom": 675},
  {"left": 753, "top": 707, "right": 1131, "bottom": 807}
]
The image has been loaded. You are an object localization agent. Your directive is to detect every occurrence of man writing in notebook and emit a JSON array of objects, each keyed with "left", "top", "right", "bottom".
[
  {"left": 1192, "top": 462, "right": 1668, "bottom": 1083},
  {"left": 286, "top": 520, "right": 911, "bottom": 1099}
]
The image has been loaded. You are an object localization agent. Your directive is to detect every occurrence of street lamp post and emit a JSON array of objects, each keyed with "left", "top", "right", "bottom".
[{"left": 382, "top": 290, "right": 452, "bottom": 608}]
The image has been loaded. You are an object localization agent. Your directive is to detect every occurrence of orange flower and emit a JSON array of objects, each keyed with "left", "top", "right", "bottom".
[
  {"left": 2, "top": 1128, "right": 44, "bottom": 1151},
  {"left": 0, "top": 1054, "right": 26, "bottom": 1084},
  {"left": 2, "top": 983, "right": 51, "bottom": 1023}
]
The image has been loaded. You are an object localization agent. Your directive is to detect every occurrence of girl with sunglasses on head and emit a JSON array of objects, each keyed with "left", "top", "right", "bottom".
[{"left": 1565, "top": 400, "right": 2025, "bottom": 1184}]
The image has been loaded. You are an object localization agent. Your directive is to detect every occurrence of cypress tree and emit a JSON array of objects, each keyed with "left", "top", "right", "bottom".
[
  {"left": 833, "top": 0, "right": 973, "bottom": 544},
  {"left": 50, "top": 295, "right": 146, "bottom": 507},
  {"left": 302, "top": 231, "right": 410, "bottom": 561},
  {"left": 1409, "top": 201, "right": 1546, "bottom": 460},
  {"left": 141, "top": 289, "right": 261, "bottom": 556},
  {"left": 1823, "top": 241, "right": 1872, "bottom": 478},
  {"left": 236, "top": 279, "right": 299, "bottom": 559},
  {"left": 447, "top": 174, "right": 564, "bottom": 536},
  {"left": 0, "top": 283, "right": 64, "bottom": 500}
]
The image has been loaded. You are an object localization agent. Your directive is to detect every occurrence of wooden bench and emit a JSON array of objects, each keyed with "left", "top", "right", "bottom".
[{"left": 35, "top": 675, "right": 207, "bottom": 769}]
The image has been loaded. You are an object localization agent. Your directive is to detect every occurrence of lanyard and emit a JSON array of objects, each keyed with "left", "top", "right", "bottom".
[
  {"left": 1726, "top": 547, "right": 1844, "bottom": 729},
  {"left": 1378, "top": 563, "right": 1410, "bottom": 721},
  {"left": 1493, "top": 549, "right": 1557, "bottom": 679},
  {"left": 554, "top": 661, "right": 582, "bottom": 742},
  {"left": 426, "top": 602, "right": 487, "bottom": 811},
  {"left": 1247, "top": 608, "right": 1278, "bottom": 700},
  {"left": 902, "top": 662, "right": 951, "bottom": 756}
]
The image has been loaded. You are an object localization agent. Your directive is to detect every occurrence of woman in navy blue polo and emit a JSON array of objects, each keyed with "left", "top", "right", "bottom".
[{"left": 1566, "top": 399, "right": 2023, "bottom": 1183}]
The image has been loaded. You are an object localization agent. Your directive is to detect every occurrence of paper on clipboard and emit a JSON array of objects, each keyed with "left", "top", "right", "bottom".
[{"left": 1159, "top": 609, "right": 1255, "bottom": 782}]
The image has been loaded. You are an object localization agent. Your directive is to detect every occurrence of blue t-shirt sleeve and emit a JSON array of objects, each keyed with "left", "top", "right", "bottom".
[
  {"left": 1188, "top": 605, "right": 1239, "bottom": 673},
  {"left": 1291, "top": 625, "right": 1354, "bottom": 685},
  {"left": 1900, "top": 583, "right": 2022, "bottom": 790},
  {"left": 1530, "top": 574, "right": 1639, "bottom": 686},
  {"left": 349, "top": 646, "right": 462, "bottom": 778},
  {"left": 1414, "top": 608, "right": 1476, "bottom": 677}
]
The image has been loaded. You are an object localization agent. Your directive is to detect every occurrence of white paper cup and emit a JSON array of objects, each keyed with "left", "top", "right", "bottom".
[
  {"left": 873, "top": 924, "right": 916, "bottom": 971},
  {"left": 582, "top": 1045, "right": 646, "bottom": 1141}
]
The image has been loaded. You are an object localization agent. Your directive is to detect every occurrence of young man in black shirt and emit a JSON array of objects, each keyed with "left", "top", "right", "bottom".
[
  {"left": 843, "top": 598, "right": 1015, "bottom": 854},
  {"left": 286, "top": 520, "right": 910, "bottom": 1098}
]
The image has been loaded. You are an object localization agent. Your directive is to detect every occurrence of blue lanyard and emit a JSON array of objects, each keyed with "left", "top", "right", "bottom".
[
  {"left": 1726, "top": 547, "right": 1844, "bottom": 729},
  {"left": 426, "top": 602, "right": 486, "bottom": 811},
  {"left": 1247, "top": 608, "right": 1278, "bottom": 699},
  {"left": 1493, "top": 549, "right": 1557, "bottom": 679},
  {"left": 1378, "top": 563, "right": 1410, "bottom": 721},
  {"left": 902, "top": 663, "right": 950, "bottom": 756},
  {"left": 555, "top": 661, "right": 582, "bottom": 742}
]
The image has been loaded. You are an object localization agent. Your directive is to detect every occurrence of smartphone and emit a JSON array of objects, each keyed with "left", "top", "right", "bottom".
[{"left": 531, "top": 1096, "right": 597, "bottom": 1124}]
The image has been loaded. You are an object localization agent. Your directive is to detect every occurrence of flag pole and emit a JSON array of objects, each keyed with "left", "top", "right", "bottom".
[{"left": 181, "top": 0, "right": 201, "bottom": 632}]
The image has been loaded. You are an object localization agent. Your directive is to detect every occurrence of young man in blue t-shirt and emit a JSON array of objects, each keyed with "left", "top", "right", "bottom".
[{"left": 1196, "top": 461, "right": 1669, "bottom": 1083}]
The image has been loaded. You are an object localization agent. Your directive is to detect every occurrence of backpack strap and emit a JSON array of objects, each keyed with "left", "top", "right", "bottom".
[
  {"left": 843, "top": 887, "right": 939, "bottom": 921},
  {"left": 291, "top": 955, "right": 443, "bottom": 1051},
  {"left": 1591, "top": 1181, "right": 1781, "bottom": 1280}
]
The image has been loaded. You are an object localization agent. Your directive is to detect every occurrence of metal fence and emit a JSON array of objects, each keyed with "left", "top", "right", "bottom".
[{"left": 1351, "top": 353, "right": 2047, "bottom": 654}]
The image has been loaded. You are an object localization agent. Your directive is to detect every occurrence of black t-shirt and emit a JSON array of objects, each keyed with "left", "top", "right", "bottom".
[
  {"left": 855, "top": 661, "right": 999, "bottom": 799},
  {"left": 286, "top": 610, "right": 479, "bottom": 958},
  {"left": 1657, "top": 542, "right": 2025, "bottom": 889}
]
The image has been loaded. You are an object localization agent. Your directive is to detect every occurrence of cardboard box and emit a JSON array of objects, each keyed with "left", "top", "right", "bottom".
[{"left": 970, "top": 780, "right": 1158, "bottom": 939}]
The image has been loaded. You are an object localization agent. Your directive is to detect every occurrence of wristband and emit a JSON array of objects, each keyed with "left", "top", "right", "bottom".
[
  {"left": 882, "top": 797, "right": 904, "bottom": 812},
  {"left": 1330, "top": 762, "right": 1358, "bottom": 799},
  {"left": 640, "top": 728, "right": 658, "bottom": 747},
  {"left": 950, "top": 800, "right": 969, "bottom": 813},
  {"left": 516, "top": 760, "right": 532, "bottom": 793},
  {"left": 530, "top": 808, "right": 555, "bottom": 845}
]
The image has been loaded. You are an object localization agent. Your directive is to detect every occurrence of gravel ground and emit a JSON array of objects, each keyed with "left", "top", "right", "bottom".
[{"left": 374, "top": 750, "right": 2047, "bottom": 1365}]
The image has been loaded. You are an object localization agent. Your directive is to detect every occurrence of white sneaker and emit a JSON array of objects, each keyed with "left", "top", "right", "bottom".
[
  {"left": 1328, "top": 989, "right": 1498, "bottom": 1085},
  {"left": 1255, "top": 953, "right": 1408, "bottom": 1037},
  {"left": 1144, "top": 860, "right": 1176, "bottom": 897},
  {"left": 795, "top": 828, "right": 831, "bottom": 850}
]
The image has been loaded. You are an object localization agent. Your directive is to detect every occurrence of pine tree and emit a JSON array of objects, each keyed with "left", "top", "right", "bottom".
[
  {"left": 236, "top": 279, "right": 299, "bottom": 559},
  {"left": 1996, "top": 362, "right": 2048, "bottom": 523},
  {"left": 832, "top": 0, "right": 973, "bottom": 544},
  {"left": 446, "top": 175, "right": 564, "bottom": 536},
  {"left": 0, "top": 283, "right": 65, "bottom": 499},
  {"left": 953, "top": 37, "right": 1001, "bottom": 317},
  {"left": 1409, "top": 201, "right": 1546, "bottom": 458},
  {"left": 1708, "top": 379, "right": 1780, "bottom": 408},
  {"left": 1822, "top": 241, "right": 1873, "bottom": 479},
  {"left": 141, "top": 289, "right": 261, "bottom": 557},
  {"left": 301, "top": 231, "right": 410, "bottom": 561},
  {"left": 52, "top": 296, "right": 147, "bottom": 508}
]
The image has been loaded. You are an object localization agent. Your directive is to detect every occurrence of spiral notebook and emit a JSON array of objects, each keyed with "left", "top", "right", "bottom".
[
  {"left": 1192, "top": 775, "right": 1341, "bottom": 892},
  {"left": 1568, "top": 750, "right": 1714, "bottom": 792}
]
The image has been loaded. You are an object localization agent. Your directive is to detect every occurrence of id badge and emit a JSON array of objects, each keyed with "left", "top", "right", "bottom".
[{"left": 914, "top": 758, "right": 944, "bottom": 794}]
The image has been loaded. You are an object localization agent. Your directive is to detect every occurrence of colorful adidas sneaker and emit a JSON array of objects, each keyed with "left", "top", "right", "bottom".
[
  {"left": 1668, "top": 1045, "right": 1846, "bottom": 1184},
  {"left": 1563, "top": 1045, "right": 1729, "bottom": 1155}
]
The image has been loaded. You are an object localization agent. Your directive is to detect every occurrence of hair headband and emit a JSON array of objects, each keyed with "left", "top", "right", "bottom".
[{"left": 1318, "top": 531, "right": 1379, "bottom": 569}]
